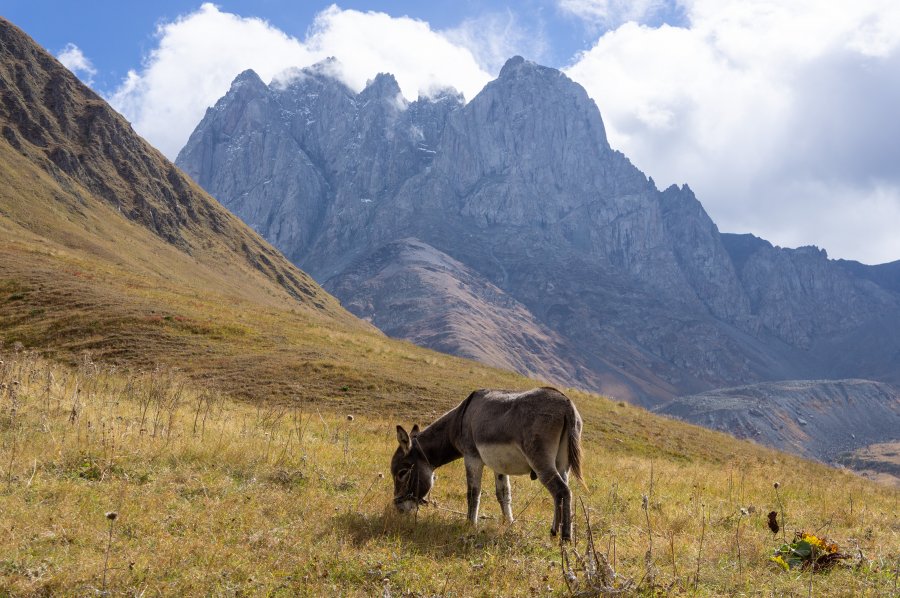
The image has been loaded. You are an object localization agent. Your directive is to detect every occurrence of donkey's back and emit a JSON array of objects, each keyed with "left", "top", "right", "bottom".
[{"left": 460, "top": 387, "right": 583, "bottom": 483}]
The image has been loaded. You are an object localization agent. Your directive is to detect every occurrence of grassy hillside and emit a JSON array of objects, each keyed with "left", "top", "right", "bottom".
[{"left": 1, "top": 351, "right": 897, "bottom": 596}]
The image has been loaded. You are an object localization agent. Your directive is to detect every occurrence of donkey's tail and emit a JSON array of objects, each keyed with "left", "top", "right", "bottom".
[{"left": 565, "top": 401, "right": 586, "bottom": 488}]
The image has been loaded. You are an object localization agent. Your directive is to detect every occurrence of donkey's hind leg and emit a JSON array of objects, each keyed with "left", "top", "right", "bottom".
[
  {"left": 495, "top": 473, "right": 514, "bottom": 522},
  {"left": 538, "top": 470, "right": 572, "bottom": 541}
]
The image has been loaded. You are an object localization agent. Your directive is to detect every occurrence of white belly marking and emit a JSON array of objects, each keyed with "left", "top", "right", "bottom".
[{"left": 477, "top": 443, "right": 532, "bottom": 475}]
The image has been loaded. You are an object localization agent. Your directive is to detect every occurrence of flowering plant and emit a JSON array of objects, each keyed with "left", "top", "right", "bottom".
[{"left": 770, "top": 532, "right": 847, "bottom": 571}]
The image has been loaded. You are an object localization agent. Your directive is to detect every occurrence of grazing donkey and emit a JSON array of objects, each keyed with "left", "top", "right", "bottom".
[{"left": 391, "top": 387, "right": 584, "bottom": 541}]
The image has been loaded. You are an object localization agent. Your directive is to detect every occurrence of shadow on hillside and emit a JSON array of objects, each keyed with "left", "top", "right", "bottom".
[{"left": 333, "top": 509, "right": 526, "bottom": 557}]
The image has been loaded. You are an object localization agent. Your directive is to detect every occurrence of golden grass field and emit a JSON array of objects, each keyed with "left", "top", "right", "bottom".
[{"left": 1, "top": 349, "right": 897, "bottom": 596}]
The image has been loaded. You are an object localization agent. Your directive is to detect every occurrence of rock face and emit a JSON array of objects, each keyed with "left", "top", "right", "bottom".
[
  {"left": 327, "top": 238, "right": 601, "bottom": 386},
  {"left": 655, "top": 380, "right": 900, "bottom": 464},
  {"left": 177, "top": 56, "right": 900, "bottom": 406}
]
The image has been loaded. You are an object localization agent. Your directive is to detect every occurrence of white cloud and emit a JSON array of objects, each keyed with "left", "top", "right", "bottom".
[
  {"left": 56, "top": 43, "right": 97, "bottom": 84},
  {"left": 108, "top": 4, "right": 314, "bottom": 160},
  {"left": 107, "top": 3, "right": 492, "bottom": 159},
  {"left": 303, "top": 6, "right": 491, "bottom": 100},
  {"left": 442, "top": 10, "right": 548, "bottom": 75},
  {"left": 748, "top": 180, "right": 900, "bottom": 264},
  {"left": 565, "top": 0, "right": 900, "bottom": 263},
  {"left": 558, "top": 0, "right": 671, "bottom": 27}
]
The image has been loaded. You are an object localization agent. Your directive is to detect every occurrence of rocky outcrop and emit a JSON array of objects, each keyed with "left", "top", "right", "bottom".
[
  {"left": 177, "top": 56, "right": 900, "bottom": 405},
  {"left": 656, "top": 380, "right": 900, "bottom": 464}
]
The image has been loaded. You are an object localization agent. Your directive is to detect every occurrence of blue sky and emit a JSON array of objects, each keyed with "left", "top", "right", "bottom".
[
  {"left": 7, "top": 1, "right": 683, "bottom": 93},
  {"left": 4, "top": 1, "right": 900, "bottom": 264}
]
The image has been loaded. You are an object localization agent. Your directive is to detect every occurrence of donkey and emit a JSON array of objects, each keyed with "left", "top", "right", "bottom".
[{"left": 391, "top": 387, "right": 584, "bottom": 541}]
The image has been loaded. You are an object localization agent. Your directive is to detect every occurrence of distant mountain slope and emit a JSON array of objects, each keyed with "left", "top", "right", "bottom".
[
  {"left": 655, "top": 380, "right": 900, "bottom": 465},
  {"left": 178, "top": 56, "right": 900, "bottom": 405},
  {"left": 833, "top": 257, "right": 900, "bottom": 295},
  {"left": 720, "top": 234, "right": 900, "bottom": 386},
  {"left": 327, "top": 237, "right": 611, "bottom": 388}
]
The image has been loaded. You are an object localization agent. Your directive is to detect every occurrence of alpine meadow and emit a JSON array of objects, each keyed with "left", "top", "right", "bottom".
[{"left": 1, "top": 5, "right": 900, "bottom": 597}]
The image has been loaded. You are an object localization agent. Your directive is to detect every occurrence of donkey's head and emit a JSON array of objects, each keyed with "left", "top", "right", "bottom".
[{"left": 391, "top": 424, "right": 434, "bottom": 513}]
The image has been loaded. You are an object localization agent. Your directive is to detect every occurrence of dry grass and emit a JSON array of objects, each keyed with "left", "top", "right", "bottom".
[{"left": 1, "top": 350, "right": 897, "bottom": 596}]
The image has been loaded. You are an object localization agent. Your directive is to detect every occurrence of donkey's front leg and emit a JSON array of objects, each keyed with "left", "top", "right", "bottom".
[
  {"left": 495, "top": 473, "right": 514, "bottom": 523},
  {"left": 464, "top": 456, "right": 484, "bottom": 525}
]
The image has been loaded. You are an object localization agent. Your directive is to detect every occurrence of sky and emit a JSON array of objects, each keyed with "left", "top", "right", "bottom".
[{"left": 5, "top": 1, "right": 900, "bottom": 265}]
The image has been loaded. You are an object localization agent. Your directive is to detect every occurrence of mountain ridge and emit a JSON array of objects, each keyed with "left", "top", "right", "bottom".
[{"left": 177, "top": 56, "right": 900, "bottom": 405}]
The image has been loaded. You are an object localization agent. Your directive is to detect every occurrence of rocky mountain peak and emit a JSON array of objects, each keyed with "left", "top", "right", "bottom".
[
  {"left": 496, "top": 55, "right": 567, "bottom": 83},
  {"left": 498, "top": 55, "right": 528, "bottom": 77},
  {"left": 222, "top": 69, "right": 268, "bottom": 104},
  {"left": 270, "top": 58, "right": 351, "bottom": 96},
  {"left": 231, "top": 68, "right": 264, "bottom": 88},
  {"left": 468, "top": 56, "right": 611, "bottom": 155},
  {"left": 361, "top": 72, "right": 402, "bottom": 100},
  {"left": 422, "top": 86, "right": 464, "bottom": 106}
]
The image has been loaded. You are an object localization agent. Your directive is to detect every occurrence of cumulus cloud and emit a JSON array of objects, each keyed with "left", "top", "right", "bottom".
[
  {"left": 56, "top": 43, "right": 97, "bottom": 84},
  {"left": 565, "top": 0, "right": 900, "bottom": 263},
  {"left": 303, "top": 6, "right": 491, "bottom": 99},
  {"left": 108, "top": 3, "right": 492, "bottom": 159},
  {"left": 108, "top": 4, "right": 314, "bottom": 160}
]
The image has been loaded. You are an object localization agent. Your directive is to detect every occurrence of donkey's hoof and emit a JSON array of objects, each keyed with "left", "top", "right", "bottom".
[{"left": 549, "top": 528, "right": 557, "bottom": 537}]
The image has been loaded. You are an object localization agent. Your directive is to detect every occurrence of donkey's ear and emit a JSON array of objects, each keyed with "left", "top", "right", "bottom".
[
  {"left": 411, "top": 424, "right": 420, "bottom": 438},
  {"left": 396, "top": 425, "right": 411, "bottom": 452}
]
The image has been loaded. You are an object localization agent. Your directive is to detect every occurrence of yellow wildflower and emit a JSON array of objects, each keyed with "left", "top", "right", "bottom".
[{"left": 770, "top": 555, "right": 790, "bottom": 571}]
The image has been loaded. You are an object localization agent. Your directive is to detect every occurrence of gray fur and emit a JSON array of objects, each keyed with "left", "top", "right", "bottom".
[{"left": 391, "top": 387, "right": 584, "bottom": 541}]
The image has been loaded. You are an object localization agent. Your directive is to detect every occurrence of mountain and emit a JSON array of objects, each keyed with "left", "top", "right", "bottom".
[
  {"left": 326, "top": 237, "right": 610, "bottom": 387},
  {"left": 3, "top": 13, "right": 850, "bottom": 472},
  {"left": 656, "top": 380, "right": 900, "bottom": 462},
  {"left": 720, "top": 234, "right": 900, "bottom": 385},
  {"left": 177, "top": 56, "right": 900, "bottom": 406},
  {"left": 0, "top": 16, "right": 540, "bottom": 415}
]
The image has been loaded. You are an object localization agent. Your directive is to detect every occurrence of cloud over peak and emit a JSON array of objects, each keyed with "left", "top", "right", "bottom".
[
  {"left": 107, "top": 3, "right": 498, "bottom": 159},
  {"left": 100, "top": 0, "right": 900, "bottom": 264}
]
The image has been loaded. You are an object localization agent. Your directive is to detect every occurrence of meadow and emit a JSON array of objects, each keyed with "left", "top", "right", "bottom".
[
  {"left": 1, "top": 348, "right": 897, "bottom": 596},
  {"left": 1, "top": 21, "right": 898, "bottom": 595}
]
